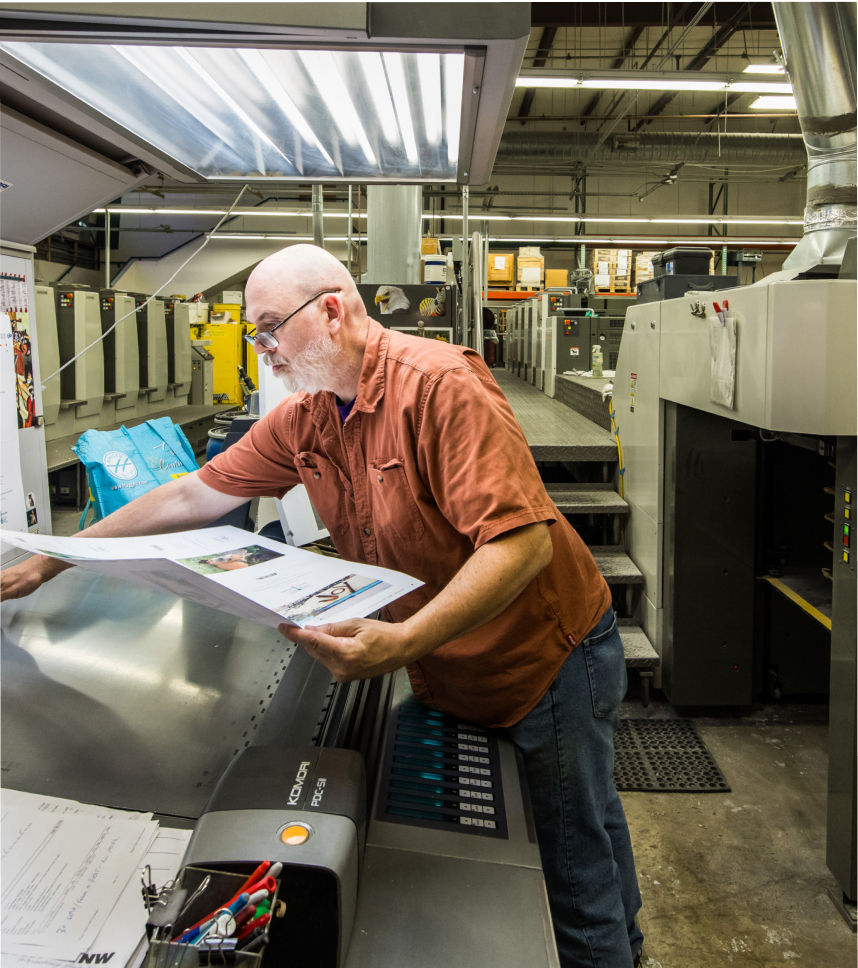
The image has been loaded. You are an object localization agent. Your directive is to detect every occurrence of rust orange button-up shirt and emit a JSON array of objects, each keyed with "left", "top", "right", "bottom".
[{"left": 198, "top": 319, "right": 611, "bottom": 727}]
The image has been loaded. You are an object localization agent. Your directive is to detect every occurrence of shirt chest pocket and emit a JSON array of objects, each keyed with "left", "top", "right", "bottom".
[
  {"left": 368, "top": 457, "right": 425, "bottom": 540},
  {"left": 294, "top": 452, "right": 349, "bottom": 536}
]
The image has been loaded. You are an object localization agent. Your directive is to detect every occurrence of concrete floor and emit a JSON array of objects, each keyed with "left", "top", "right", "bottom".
[
  {"left": 621, "top": 700, "right": 856, "bottom": 968},
  {"left": 47, "top": 506, "right": 856, "bottom": 966}
]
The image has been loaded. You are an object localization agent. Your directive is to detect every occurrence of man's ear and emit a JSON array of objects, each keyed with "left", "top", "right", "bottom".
[{"left": 323, "top": 293, "right": 344, "bottom": 336}]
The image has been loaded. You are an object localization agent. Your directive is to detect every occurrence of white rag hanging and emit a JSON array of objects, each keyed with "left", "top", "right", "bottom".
[{"left": 709, "top": 314, "right": 737, "bottom": 409}]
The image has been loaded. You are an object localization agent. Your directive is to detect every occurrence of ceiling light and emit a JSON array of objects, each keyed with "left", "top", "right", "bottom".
[
  {"left": 582, "top": 78, "right": 725, "bottom": 92},
  {"left": 417, "top": 53, "right": 443, "bottom": 146},
  {"left": 743, "top": 64, "right": 785, "bottom": 74},
  {"left": 298, "top": 50, "right": 377, "bottom": 165},
  {"left": 237, "top": 49, "right": 335, "bottom": 169},
  {"left": 445, "top": 54, "right": 464, "bottom": 168},
  {"left": 426, "top": 214, "right": 512, "bottom": 221},
  {"left": 358, "top": 52, "right": 401, "bottom": 145},
  {"left": 209, "top": 234, "right": 360, "bottom": 241},
  {"left": 728, "top": 81, "right": 793, "bottom": 94},
  {"left": 750, "top": 95, "right": 797, "bottom": 109},
  {"left": 175, "top": 48, "right": 295, "bottom": 175},
  {"left": 383, "top": 52, "right": 419, "bottom": 164},
  {"left": 516, "top": 71, "right": 794, "bottom": 95},
  {"left": 104, "top": 208, "right": 369, "bottom": 217}
]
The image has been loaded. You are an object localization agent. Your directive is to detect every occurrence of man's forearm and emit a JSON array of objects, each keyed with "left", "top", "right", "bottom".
[
  {"left": 401, "top": 521, "right": 553, "bottom": 661},
  {"left": 3, "top": 471, "right": 250, "bottom": 593}
]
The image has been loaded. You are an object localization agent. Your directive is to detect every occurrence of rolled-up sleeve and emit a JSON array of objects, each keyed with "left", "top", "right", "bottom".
[
  {"left": 197, "top": 399, "right": 301, "bottom": 499},
  {"left": 416, "top": 363, "right": 556, "bottom": 548}
]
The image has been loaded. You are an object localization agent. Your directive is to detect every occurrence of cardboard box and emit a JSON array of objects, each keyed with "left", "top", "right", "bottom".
[
  {"left": 519, "top": 246, "right": 542, "bottom": 258},
  {"left": 545, "top": 269, "right": 568, "bottom": 288},
  {"left": 421, "top": 237, "right": 442, "bottom": 255},
  {"left": 214, "top": 290, "right": 243, "bottom": 306},
  {"left": 488, "top": 253, "right": 514, "bottom": 283},
  {"left": 634, "top": 253, "right": 655, "bottom": 284}
]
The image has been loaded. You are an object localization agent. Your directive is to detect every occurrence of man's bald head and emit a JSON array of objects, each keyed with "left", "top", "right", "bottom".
[{"left": 246, "top": 244, "right": 365, "bottom": 320}]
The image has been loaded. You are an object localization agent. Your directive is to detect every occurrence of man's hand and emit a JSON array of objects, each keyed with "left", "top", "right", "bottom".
[
  {"left": 279, "top": 617, "right": 415, "bottom": 682},
  {"left": 0, "top": 555, "right": 66, "bottom": 602},
  {"left": 280, "top": 521, "right": 554, "bottom": 682}
]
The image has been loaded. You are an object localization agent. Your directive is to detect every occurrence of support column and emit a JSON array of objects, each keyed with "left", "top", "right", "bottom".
[
  {"left": 312, "top": 185, "right": 324, "bottom": 249},
  {"left": 364, "top": 185, "right": 422, "bottom": 284},
  {"left": 104, "top": 210, "right": 110, "bottom": 288},
  {"left": 461, "top": 185, "right": 469, "bottom": 345}
]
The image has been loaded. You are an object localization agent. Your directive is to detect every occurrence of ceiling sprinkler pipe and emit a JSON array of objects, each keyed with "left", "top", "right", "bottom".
[{"left": 773, "top": 1, "right": 857, "bottom": 267}]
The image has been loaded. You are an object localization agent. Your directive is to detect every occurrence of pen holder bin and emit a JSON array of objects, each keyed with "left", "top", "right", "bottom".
[
  {"left": 145, "top": 864, "right": 280, "bottom": 967},
  {"left": 143, "top": 939, "right": 262, "bottom": 968}
]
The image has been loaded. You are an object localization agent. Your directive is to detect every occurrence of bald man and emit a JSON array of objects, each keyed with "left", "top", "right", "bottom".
[{"left": 1, "top": 245, "right": 643, "bottom": 968}]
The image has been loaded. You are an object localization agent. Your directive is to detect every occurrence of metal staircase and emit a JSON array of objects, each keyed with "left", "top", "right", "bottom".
[{"left": 492, "top": 368, "right": 659, "bottom": 706}]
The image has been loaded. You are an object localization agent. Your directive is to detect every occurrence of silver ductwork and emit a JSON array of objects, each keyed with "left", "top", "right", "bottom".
[
  {"left": 773, "top": 2, "right": 857, "bottom": 269},
  {"left": 495, "top": 131, "right": 806, "bottom": 167}
]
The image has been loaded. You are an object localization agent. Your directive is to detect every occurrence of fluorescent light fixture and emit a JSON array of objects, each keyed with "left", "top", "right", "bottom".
[
  {"left": 358, "top": 52, "right": 401, "bottom": 144},
  {"left": 2, "top": 42, "right": 467, "bottom": 181},
  {"left": 174, "top": 48, "right": 295, "bottom": 175},
  {"left": 383, "top": 52, "right": 419, "bottom": 163},
  {"left": 516, "top": 72, "right": 793, "bottom": 95},
  {"left": 743, "top": 64, "right": 785, "bottom": 74},
  {"left": 751, "top": 95, "right": 797, "bottom": 109},
  {"left": 209, "top": 235, "right": 360, "bottom": 241},
  {"left": 445, "top": 54, "right": 464, "bottom": 168},
  {"left": 104, "top": 208, "right": 369, "bottom": 217},
  {"left": 237, "top": 49, "right": 335, "bottom": 169},
  {"left": 418, "top": 53, "right": 443, "bottom": 146},
  {"left": 423, "top": 213, "right": 512, "bottom": 221},
  {"left": 104, "top": 207, "right": 802, "bottom": 228},
  {"left": 582, "top": 78, "right": 725, "bottom": 92},
  {"left": 728, "top": 81, "right": 793, "bottom": 94},
  {"left": 298, "top": 50, "right": 377, "bottom": 165}
]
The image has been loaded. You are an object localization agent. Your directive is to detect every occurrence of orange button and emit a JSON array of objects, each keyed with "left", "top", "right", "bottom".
[{"left": 280, "top": 823, "right": 312, "bottom": 846}]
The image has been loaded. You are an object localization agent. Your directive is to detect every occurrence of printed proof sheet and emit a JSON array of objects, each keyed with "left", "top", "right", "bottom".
[{"left": 1, "top": 526, "right": 423, "bottom": 628}]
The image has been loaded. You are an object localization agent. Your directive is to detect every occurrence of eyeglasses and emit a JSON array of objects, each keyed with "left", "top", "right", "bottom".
[{"left": 244, "top": 288, "right": 342, "bottom": 350}]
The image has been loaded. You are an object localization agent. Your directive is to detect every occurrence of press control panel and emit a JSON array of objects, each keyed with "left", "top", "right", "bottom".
[{"left": 376, "top": 685, "right": 508, "bottom": 838}]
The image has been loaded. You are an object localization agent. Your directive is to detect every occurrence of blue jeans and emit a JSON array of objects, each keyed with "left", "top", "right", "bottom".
[{"left": 507, "top": 607, "right": 644, "bottom": 967}]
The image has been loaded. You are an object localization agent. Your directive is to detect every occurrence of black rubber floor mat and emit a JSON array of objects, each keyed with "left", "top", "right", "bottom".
[{"left": 613, "top": 719, "right": 730, "bottom": 792}]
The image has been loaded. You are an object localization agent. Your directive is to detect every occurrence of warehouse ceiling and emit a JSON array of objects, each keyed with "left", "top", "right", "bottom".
[{"left": 19, "top": 1, "right": 809, "bottom": 272}]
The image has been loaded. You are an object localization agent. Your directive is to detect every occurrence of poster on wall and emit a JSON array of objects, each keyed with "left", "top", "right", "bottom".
[
  {"left": 0, "top": 270, "right": 37, "bottom": 428},
  {"left": 357, "top": 284, "right": 457, "bottom": 341},
  {"left": 0, "top": 315, "right": 27, "bottom": 541}
]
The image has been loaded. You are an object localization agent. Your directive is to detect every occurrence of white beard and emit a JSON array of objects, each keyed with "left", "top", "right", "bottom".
[{"left": 264, "top": 337, "right": 343, "bottom": 395}]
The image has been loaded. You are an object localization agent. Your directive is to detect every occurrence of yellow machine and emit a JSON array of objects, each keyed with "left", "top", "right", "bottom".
[{"left": 202, "top": 321, "right": 259, "bottom": 405}]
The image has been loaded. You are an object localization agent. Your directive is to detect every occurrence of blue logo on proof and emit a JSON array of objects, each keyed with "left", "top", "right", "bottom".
[{"left": 103, "top": 451, "right": 137, "bottom": 481}]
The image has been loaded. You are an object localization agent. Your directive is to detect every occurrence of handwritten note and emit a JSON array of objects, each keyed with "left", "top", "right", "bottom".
[{"left": 1, "top": 805, "right": 157, "bottom": 954}]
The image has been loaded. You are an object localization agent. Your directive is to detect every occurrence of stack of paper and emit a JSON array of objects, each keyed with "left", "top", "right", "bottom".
[{"left": 1, "top": 789, "right": 191, "bottom": 968}]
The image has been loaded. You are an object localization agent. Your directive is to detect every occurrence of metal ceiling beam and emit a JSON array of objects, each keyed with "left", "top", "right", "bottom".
[
  {"left": 635, "top": 2, "right": 759, "bottom": 131},
  {"left": 517, "top": 25, "right": 558, "bottom": 119}
]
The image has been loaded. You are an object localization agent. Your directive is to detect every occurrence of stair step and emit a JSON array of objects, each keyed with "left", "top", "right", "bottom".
[
  {"left": 590, "top": 547, "right": 644, "bottom": 585},
  {"left": 618, "top": 623, "right": 660, "bottom": 668},
  {"left": 493, "top": 369, "right": 617, "bottom": 462},
  {"left": 546, "top": 484, "right": 628, "bottom": 515}
]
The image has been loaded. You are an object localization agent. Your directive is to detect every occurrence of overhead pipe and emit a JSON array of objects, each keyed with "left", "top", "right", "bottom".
[
  {"left": 495, "top": 131, "right": 806, "bottom": 167},
  {"left": 773, "top": 2, "right": 857, "bottom": 268}
]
